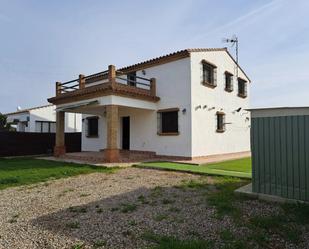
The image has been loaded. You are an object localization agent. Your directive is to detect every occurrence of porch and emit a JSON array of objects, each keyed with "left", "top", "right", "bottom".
[{"left": 48, "top": 65, "right": 160, "bottom": 163}]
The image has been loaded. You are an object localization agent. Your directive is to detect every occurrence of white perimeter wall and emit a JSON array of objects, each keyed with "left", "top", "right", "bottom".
[{"left": 190, "top": 51, "right": 251, "bottom": 157}]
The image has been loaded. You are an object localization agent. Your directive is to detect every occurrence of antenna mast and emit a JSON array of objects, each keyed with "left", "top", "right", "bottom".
[{"left": 222, "top": 35, "right": 239, "bottom": 78}]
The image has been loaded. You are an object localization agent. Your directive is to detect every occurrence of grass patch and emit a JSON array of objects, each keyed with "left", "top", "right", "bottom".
[
  {"left": 162, "top": 198, "right": 175, "bottom": 205},
  {"left": 207, "top": 177, "right": 247, "bottom": 219},
  {"left": 71, "top": 244, "right": 84, "bottom": 249},
  {"left": 249, "top": 214, "right": 302, "bottom": 243},
  {"left": 153, "top": 214, "right": 169, "bottom": 222},
  {"left": 220, "top": 230, "right": 247, "bottom": 249},
  {"left": 138, "top": 194, "right": 149, "bottom": 204},
  {"left": 142, "top": 231, "right": 214, "bottom": 249},
  {"left": 137, "top": 158, "right": 251, "bottom": 178},
  {"left": 151, "top": 186, "right": 163, "bottom": 197},
  {"left": 281, "top": 202, "right": 309, "bottom": 225},
  {"left": 69, "top": 206, "right": 87, "bottom": 213},
  {"left": 180, "top": 179, "right": 208, "bottom": 189},
  {"left": 93, "top": 240, "right": 106, "bottom": 248},
  {"left": 66, "top": 221, "right": 80, "bottom": 229},
  {"left": 0, "top": 157, "right": 115, "bottom": 190},
  {"left": 168, "top": 207, "right": 181, "bottom": 213},
  {"left": 120, "top": 203, "right": 137, "bottom": 213}
]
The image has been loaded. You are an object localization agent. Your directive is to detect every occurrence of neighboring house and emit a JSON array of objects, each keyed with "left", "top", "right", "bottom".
[
  {"left": 5, "top": 104, "right": 82, "bottom": 133},
  {"left": 48, "top": 48, "right": 251, "bottom": 162}
]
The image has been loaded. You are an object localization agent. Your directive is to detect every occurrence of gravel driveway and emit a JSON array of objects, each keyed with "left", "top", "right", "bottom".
[
  {"left": 0, "top": 167, "right": 308, "bottom": 249},
  {"left": 0, "top": 168, "right": 201, "bottom": 249}
]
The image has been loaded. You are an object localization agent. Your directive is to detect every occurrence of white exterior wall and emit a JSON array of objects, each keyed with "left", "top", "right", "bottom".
[
  {"left": 81, "top": 114, "right": 106, "bottom": 151},
  {"left": 133, "top": 58, "right": 192, "bottom": 157},
  {"left": 190, "top": 51, "right": 251, "bottom": 157},
  {"left": 6, "top": 105, "right": 82, "bottom": 133},
  {"left": 30, "top": 105, "right": 82, "bottom": 132},
  {"left": 81, "top": 58, "right": 192, "bottom": 157}
]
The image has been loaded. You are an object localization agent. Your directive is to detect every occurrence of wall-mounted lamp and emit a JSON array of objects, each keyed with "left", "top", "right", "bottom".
[
  {"left": 182, "top": 108, "right": 187, "bottom": 114},
  {"left": 245, "top": 117, "right": 250, "bottom": 122},
  {"left": 195, "top": 105, "right": 201, "bottom": 111},
  {"left": 235, "top": 107, "right": 242, "bottom": 112},
  {"left": 142, "top": 70, "right": 146, "bottom": 75}
]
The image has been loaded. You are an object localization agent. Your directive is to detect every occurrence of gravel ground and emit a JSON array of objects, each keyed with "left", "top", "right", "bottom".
[{"left": 0, "top": 167, "right": 308, "bottom": 249}]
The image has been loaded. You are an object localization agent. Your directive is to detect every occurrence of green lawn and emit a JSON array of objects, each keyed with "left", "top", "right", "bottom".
[
  {"left": 136, "top": 157, "right": 252, "bottom": 178},
  {"left": 0, "top": 157, "right": 115, "bottom": 190}
]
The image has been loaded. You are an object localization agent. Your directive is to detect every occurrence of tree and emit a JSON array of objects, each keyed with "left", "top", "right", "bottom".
[{"left": 0, "top": 113, "right": 10, "bottom": 131}]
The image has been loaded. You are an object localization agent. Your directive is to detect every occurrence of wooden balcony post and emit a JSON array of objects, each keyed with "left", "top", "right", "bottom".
[
  {"left": 108, "top": 65, "right": 116, "bottom": 88},
  {"left": 79, "top": 74, "right": 85, "bottom": 89},
  {"left": 56, "top": 81, "right": 62, "bottom": 96},
  {"left": 150, "top": 78, "right": 156, "bottom": 96}
]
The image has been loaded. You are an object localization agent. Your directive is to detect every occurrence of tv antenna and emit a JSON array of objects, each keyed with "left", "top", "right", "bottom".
[{"left": 222, "top": 35, "right": 239, "bottom": 77}]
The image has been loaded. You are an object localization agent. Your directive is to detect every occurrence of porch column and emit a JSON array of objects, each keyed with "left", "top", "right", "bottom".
[
  {"left": 104, "top": 105, "right": 119, "bottom": 162},
  {"left": 54, "top": 111, "right": 66, "bottom": 157}
]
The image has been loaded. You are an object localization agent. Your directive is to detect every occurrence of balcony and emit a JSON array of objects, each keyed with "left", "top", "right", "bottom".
[{"left": 48, "top": 65, "right": 159, "bottom": 105}]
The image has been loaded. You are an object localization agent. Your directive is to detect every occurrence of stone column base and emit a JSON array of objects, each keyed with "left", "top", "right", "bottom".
[
  {"left": 54, "top": 146, "right": 66, "bottom": 157},
  {"left": 104, "top": 149, "right": 120, "bottom": 163}
]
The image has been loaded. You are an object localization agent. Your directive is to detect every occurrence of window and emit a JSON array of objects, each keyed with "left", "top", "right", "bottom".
[
  {"left": 35, "top": 121, "right": 56, "bottom": 133},
  {"left": 87, "top": 116, "right": 98, "bottom": 137},
  {"left": 202, "top": 60, "right": 217, "bottom": 87},
  {"left": 238, "top": 78, "right": 247, "bottom": 98},
  {"left": 157, "top": 109, "right": 179, "bottom": 135},
  {"left": 216, "top": 112, "right": 225, "bottom": 133},
  {"left": 224, "top": 71, "right": 233, "bottom": 92},
  {"left": 127, "top": 71, "right": 136, "bottom": 86}
]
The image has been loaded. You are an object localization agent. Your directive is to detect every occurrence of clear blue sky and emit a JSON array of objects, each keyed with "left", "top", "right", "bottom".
[{"left": 1, "top": 0, "right": 309, "bottom": 113}]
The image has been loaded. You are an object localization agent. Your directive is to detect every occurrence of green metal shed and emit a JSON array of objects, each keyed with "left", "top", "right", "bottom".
[{"left": 250, "top": 107, "right": 309, "bottom": 202}]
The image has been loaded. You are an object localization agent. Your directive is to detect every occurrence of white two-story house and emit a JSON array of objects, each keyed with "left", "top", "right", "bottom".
[
  {"left": 48, "top": 48, "right": 251, "bottom": 162},
  {"left": 5, "top": 104, "right": 82, "bottom": 133}
]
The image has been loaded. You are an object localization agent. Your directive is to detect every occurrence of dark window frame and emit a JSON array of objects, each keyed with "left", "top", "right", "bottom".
[
  {"left": 238, "top": 78, "right": 248, "bottom": 98},
  {"left": 35, "top": 121, "right": 56, "bottom": 133},
  {"left": 127, "top": 71, "right": 137, "bottom": 87},
  {"left": 216, "top": 112, "right": 226, "bottom": 133},
  {"left": 86, "top": 116, "right": 99, "bottom": 138},
  {"left": 157, "top": 108, "right": 179, "bottom": 136},
  {"left": 224, "top": 71, "right": 234, "bottom": 92},
  {"left": 201, "top": 60, "right": 217, "bottom": 88}
]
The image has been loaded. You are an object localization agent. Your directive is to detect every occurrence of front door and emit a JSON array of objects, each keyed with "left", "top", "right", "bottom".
[{"left": 122, "top": 116, "right": 130, "bottom": 150}]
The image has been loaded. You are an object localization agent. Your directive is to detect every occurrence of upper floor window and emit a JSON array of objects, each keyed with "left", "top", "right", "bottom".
[
  {"left": 87, "top": 116, "right": 98, "bottom": 137},
  {"left": 216, "top": 112, "right": 226, "bottom": 133},
  {"left": 201, "top": 60, "right": 217, "bottom": 88},
  {"left": 238, "top": 78, "right": 247, "bottom": 98},
  {"left": 224, "top": 71, "right": 233, "bottom": 92},
  {"left": 127, "top": 71, "right": 136, "bottom": 87},
  {"left": 157, "top": 108, "right": 179, "bottom": 135}
]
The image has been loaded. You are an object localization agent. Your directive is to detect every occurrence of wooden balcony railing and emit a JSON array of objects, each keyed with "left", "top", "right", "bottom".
[{"left": 55, "top": 65, "right": 156, "bottom": 97}]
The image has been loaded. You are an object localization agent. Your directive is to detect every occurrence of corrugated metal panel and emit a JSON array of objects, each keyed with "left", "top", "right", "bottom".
[{"left": 251, "top": 115, "right": 309, "bottom": 201}]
